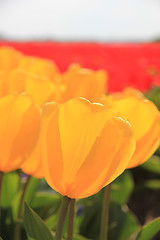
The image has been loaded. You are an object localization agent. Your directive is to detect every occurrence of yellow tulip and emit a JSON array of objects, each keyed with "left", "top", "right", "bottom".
[
  {"left": 41, "top": 98, "right": 135, "bottom": 199},
  {"left": 0, "top": 47, "right": 62, "bottom": 105},
  {"left": 21, "top": 135, "right": 44, "bottom": 178},
  {"left": 0, "top": 93, "right": 41, "bottom": 173},
  {"left": 0, "top": 47, "right": 22, "bottom": 97},
  {"left": 60, "top": 64, "right": 107, "bottom": 103},
  {"left": 0, "top": 46, "right": 22, "bottom": 72},
  {"left": 101, "top": 88, "right": 160, "bottom": 168},
  {"left": 17, "top": 56, "right": 60, "bottom": 83},
  {"left": 6, "top": 68, "right": 62, "bottom": 107}
]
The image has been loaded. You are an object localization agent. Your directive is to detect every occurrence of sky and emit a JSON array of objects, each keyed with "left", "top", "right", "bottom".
[{"left": 0, "top": 0, "right": 160, "bottom": 41}]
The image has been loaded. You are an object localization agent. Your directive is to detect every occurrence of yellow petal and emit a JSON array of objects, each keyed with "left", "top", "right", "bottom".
[
  {"left": 109, "top": 90, "right": 160, "bottom": 168},
  {"left": 41, "top": 98, "right": 135, "bottom": 198},
  {"left": 17, "top": 56, "right": 59, "bottom": 82},
  {"left": 61, "top": 64, "right": 107, "bottom": 102},
  {"left": 68, "top": 117, "right": 135, "bottom": 198},
  {"left": 41, "top": 102, "right": 64, "bottom": 193},
  {"left": 25, "top": 76, "right": 61, "bottom": 106},
  {"left": 127, "top": 114, "right": 160, "bottom": 168},
  {"left": 115, "top": 97, "right": 158, "bottom": 139},
  {"left": 21, "top": 128, "right": 44, "bottom": 179},
  {"left": 0, "top": 93, "right": 41, "bottom": 172},
  {"left": 59, "top": 98, "right": 113, "bottom": 188},
  {"left": 4, "top": 69, "right": 26, "bottom": 95},
  {"left": 0, "top": 46, "right": 22, "bottom": 72}
]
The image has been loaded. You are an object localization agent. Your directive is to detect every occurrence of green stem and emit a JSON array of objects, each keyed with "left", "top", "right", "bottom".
[
  {"left": 55, "top": 196, "right": 71, "bottom": 240},
  {"left": 100, "top": 184, "right": 111, "bottom": 240},
  {"left": 14, "top": 174, "right": 31, "bottom": 240},
  {"left": 0, "top": 171, "right": 4, "bottom": 234},
  {"left": 67, "top": 199, "right": 75, "bottom": 240}
]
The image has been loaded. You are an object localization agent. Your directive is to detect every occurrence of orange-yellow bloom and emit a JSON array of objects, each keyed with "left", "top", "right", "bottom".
[
  {"left": 16, "top": 56, "right": 59, "bottom": 81},
  {"left": 21, "top": 136, "right": 43, "bottom": 178},
  {"left": 101, "top": 88, "right": 160, "bottom": 168},
  {"left": 0, "top": 93, "right": 41, "bottom": 173},
  {"left": 0, "top": 46, "right": 22, "bottom": 73},
  {"left": 41, "top": 98, "right": 135, "bottom": 199},
  {"left": 60, "top": 64, "right": 107, "bottom": 103},
  {"left": 0, "top": 47, "right": 62, "bottom": 106},
  {"left": 0, "top": 47, "right": 108, "bottom": 108},
  {"left": 7, "top": 69, "right": 62, "bottom": 106}
]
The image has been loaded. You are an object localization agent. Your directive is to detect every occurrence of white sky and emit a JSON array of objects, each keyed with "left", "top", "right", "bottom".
[{"left": 0, "top": 0, "right": 160, "bottom": 41}]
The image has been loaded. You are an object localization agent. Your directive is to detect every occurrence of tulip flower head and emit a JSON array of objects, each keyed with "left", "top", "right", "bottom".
[
  {"left": 21, "top": 135, "right": 44, "bottom": 179},
  {"left": 0, "top": 47, "right": 62, "bottom": 106},
  {"left": 0, "top": 46, "right": 22, "bottom": 73},
  {"left": 61, "top": 64, "right": 107, "bottom": 103},
  {"left": 41, "top": 97, "right": 135, "bottom": 199},
  {"left": 101, "top": 88, "right": 160, "bottom": 168},
  {"left": 0, "top": 93, "right": 41, "bottom": 173}
]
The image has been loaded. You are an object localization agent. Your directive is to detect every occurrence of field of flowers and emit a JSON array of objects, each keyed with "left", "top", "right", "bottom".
[{"left": 0, "top": 44, "right": 160, "bottom": 240}]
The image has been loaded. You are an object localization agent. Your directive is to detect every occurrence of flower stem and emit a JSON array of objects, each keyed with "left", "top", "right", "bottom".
[
  {"left": 55, "top": 196, "right": 71, "bottom": 240},
  {"left": 100, "top": 184, "right": 111, "bottom": 240},
  {"left": 67, "top": 199, "right": 75, "bottom": 240},
  {"left": 0, "top": 171, "right": 4, "bottom": 234},
  {"left": 14, "top": 174, "right": 31, "bottom": 240}
]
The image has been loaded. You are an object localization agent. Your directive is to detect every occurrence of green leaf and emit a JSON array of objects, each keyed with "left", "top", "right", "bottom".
[
  {"left": 0, "top": 237, "right": 4, "bottom": 240},
  {"left": 136, "top": 217, "right": 160, "bottom": 240},
  {"left": 64, "top": 234, "right": 90, "bottom": 240},
  {"left": 23, "top": 202, "right": 53, "bottom": 240},
  {"left": 144, "top": 180, "right": 160, "bottom": 190},
  {"left": 109, "top": 202, "right": 140, "bottom": 240},
  {"left": 24, "top": 177, "right": 41, "bottom": 204},
  {"left": 31, "top": 192, "right": 61, "bottom": 209},
  {"left": 142, "top": 155, "right": 160, "bottom": 175},
  {"left": 11, "top": 176, "right": 41, "bottom": 220},
  {"left": 27, "top": 236, "right": 35, "bottom": 240},
  {"left": 78, "top": 192, "right": 102, "bottom": 240},
  {"left": 145, "top": 86, "right": 160, "bottom": 110},
  {"left": 45, "top": 213, "right": 58, "bottom": 231},
  {"left": 110, "top": 171, "right": 134, "bottom": 205},
  {"left": 1, "top": 171, "right": 19, "bottom": 208},
  {"left": 73, "top": 236, "right": 90, "bottom": 240}
]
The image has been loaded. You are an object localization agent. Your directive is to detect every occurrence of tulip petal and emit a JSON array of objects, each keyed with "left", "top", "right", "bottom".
[
  {"left": 25, "top": 76, "right": 60, "bottom": 106},
  {"left": 62, "top": 64, "right": 107, "bottom": 102},
  {"left": 21, "top": 112, "right": 44, "bottom": 179},
  {"left": 0, "top": 93, "right": 40, "bottom": 172},
  {"left": 127, "top": 114, "right": 160, "bottom": 168},
  {"left": 67, "top": 117, "right": 135, "bottom": 198},
  {"left": 58, "top": 98, "right": 113, "bottom": 188},
  {"left": 41, "top": 102, "right": 64, "bottom": 194},
  {"left": 0, "top": 46, "right": 22, "bottom": 72},
  {"left": 115, "top": 97, "right": 159, "bottom": 139}
]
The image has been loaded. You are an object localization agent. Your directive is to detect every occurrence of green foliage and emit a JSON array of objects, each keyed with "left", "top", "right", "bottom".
[
  {"left": 108, "top": 202, "right": 140, "bottom": 240},
  {"left": 1, "top": 171, "right": 19, "bottom": 208},
  {"left": 111, "top": 171, "right": 134, "bottom": 205},
  {"left": 64, "top": 234, "right": 90, "bottom": 240},
  {"left": 23, "top": 203, "right": 53, "bottom": 240},
  {"left": 11, "top": 176, "right": 41, "bottom": 224},
  {"left": 145, "top": 86, "right": 160, "bottom": 110},
  {"left": 136, "top": 217, "right": 160, "bottom": 240},
  {"left": 31, "top": 192, "right": 60, "bottom": 209},
  {"left": 0, "top": 171, "right": 20, "bottom": 239},
  {"left": 143, "top": 179, "right": 160, "bottom": 190},
  {"left": 142, "top": 155, "right": 160, "bottom": 175},
  {"left": 24, "top": 177, "right": 41, "bottom": 205}
]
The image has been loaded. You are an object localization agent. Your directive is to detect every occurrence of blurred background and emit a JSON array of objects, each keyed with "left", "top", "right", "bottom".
[{"left": 0, "top": 0, "right": 160, "bottom": 42}]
